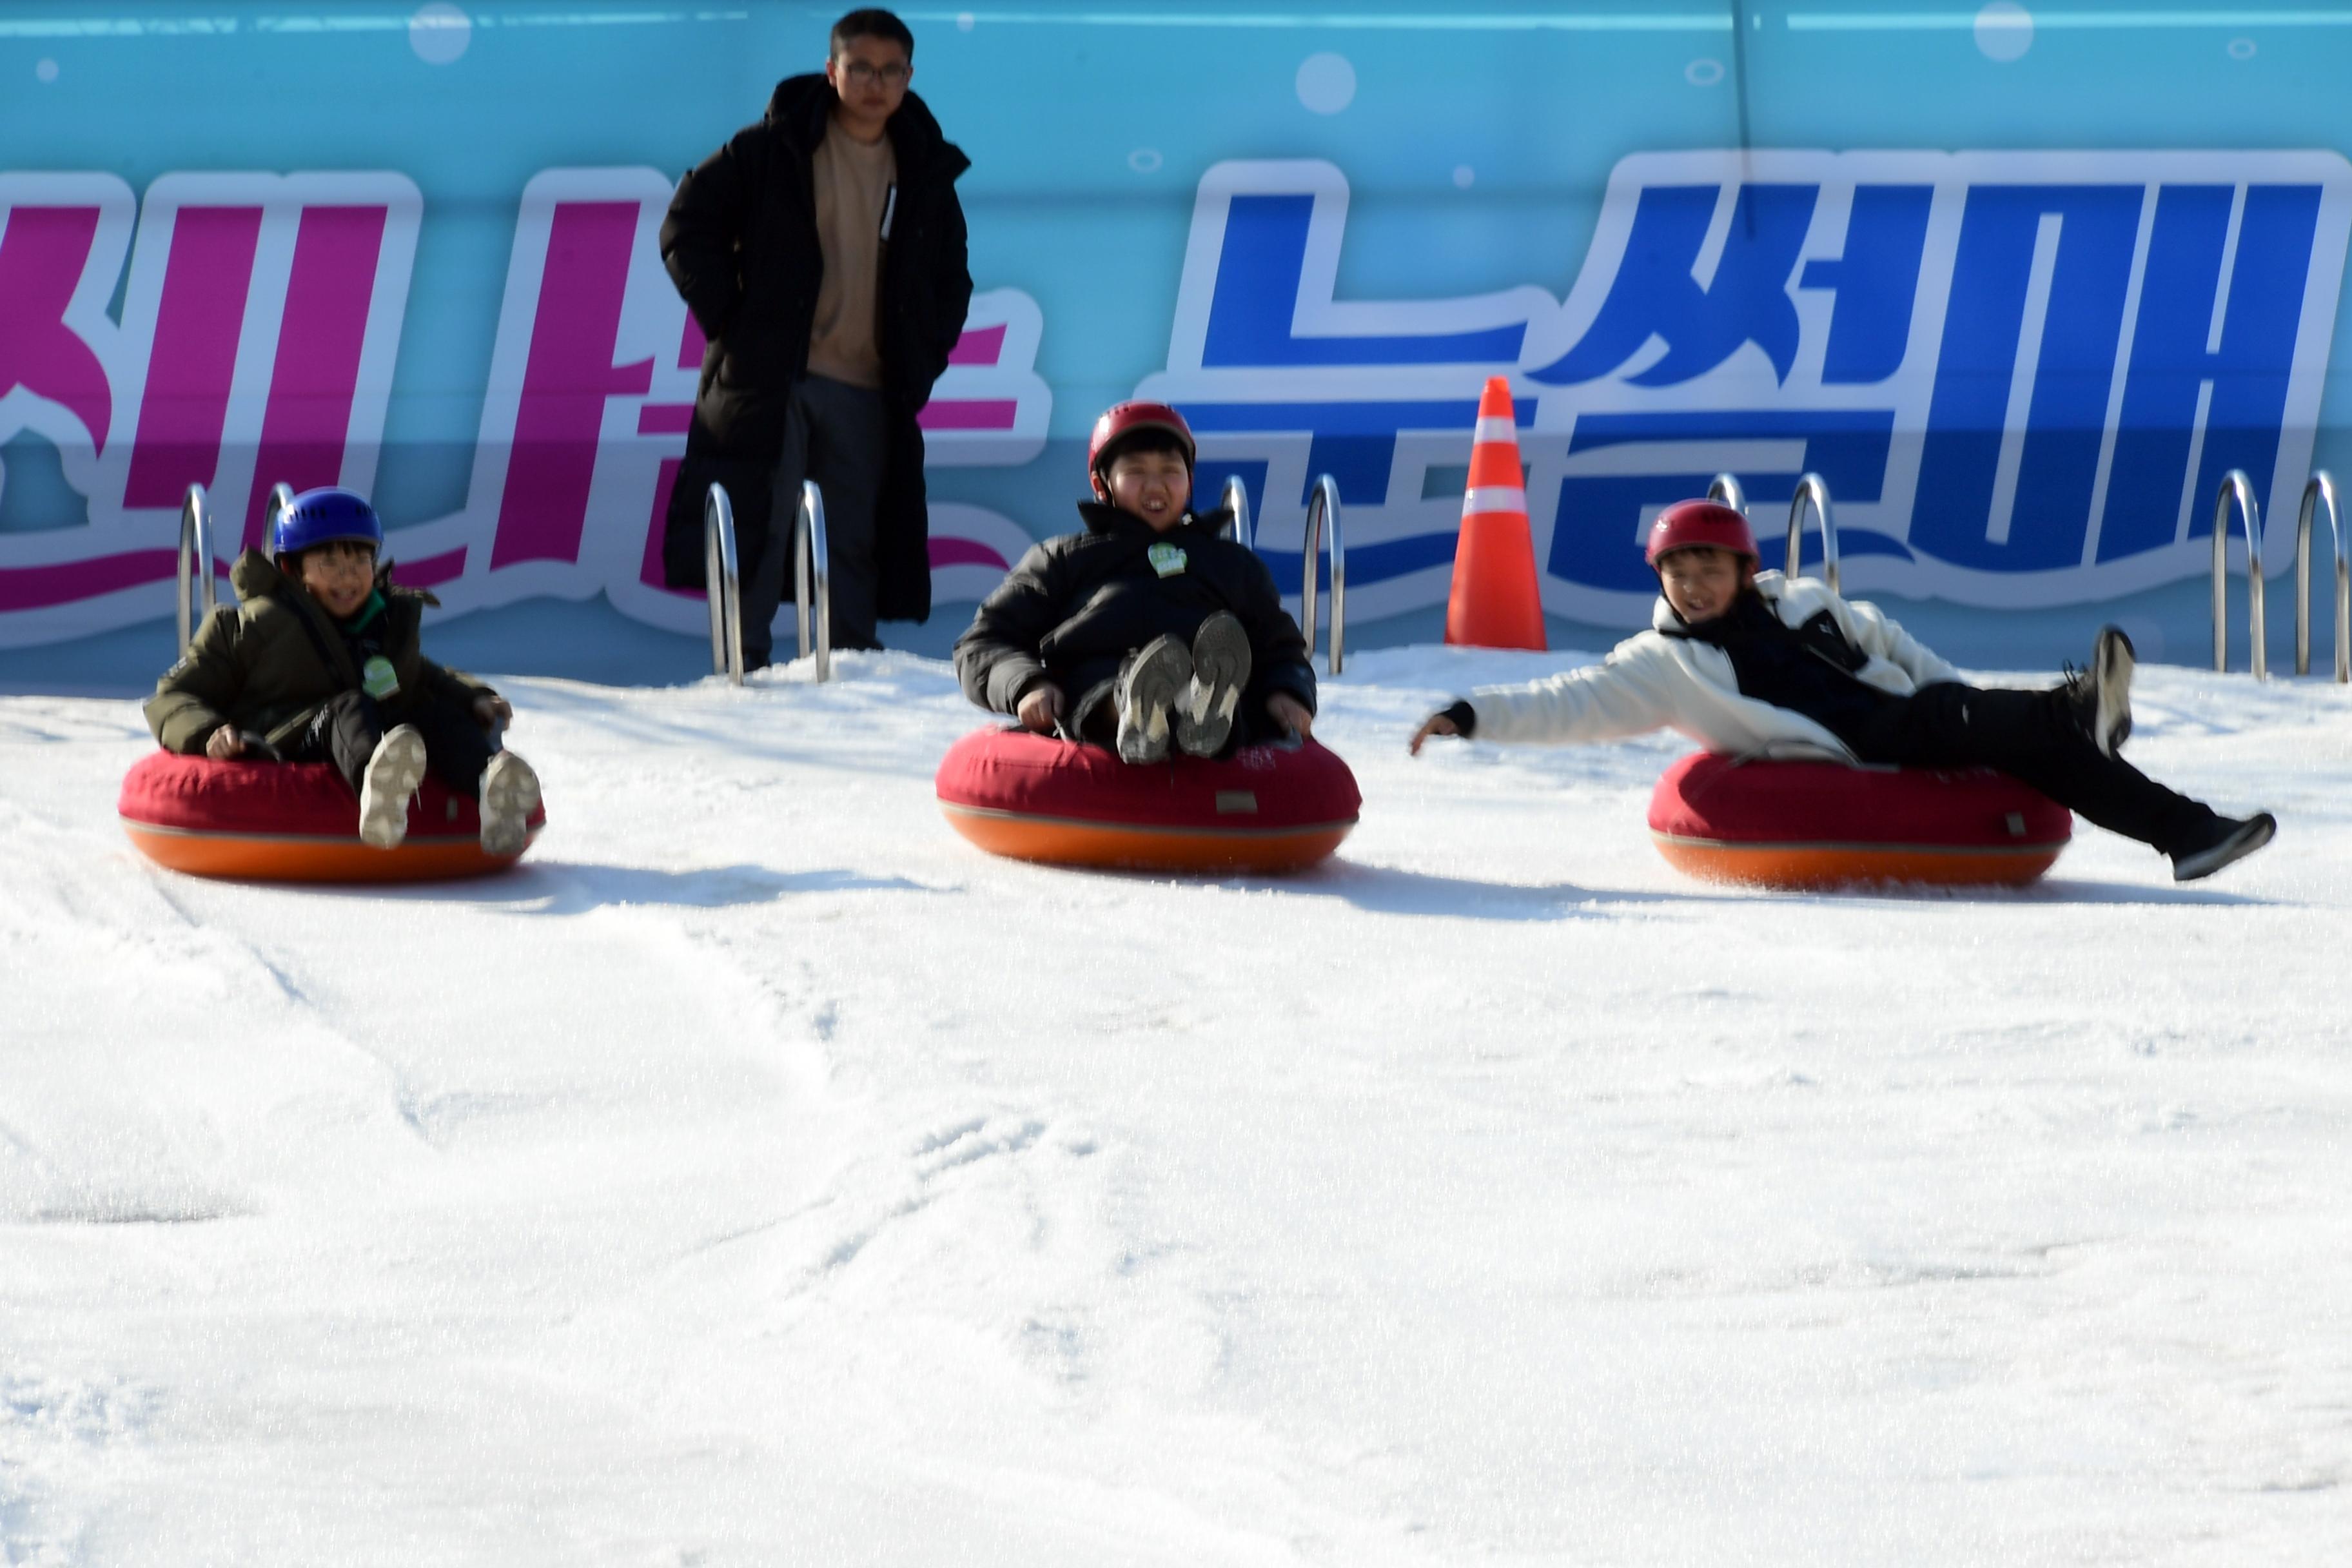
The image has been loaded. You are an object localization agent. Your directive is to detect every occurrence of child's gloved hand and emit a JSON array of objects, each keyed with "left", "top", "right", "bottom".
[
  {"left": 1408, "top": 710, "right": 1462, "bottom": 755},
  {"left": 204, "top": 727, "right": 248, "bottom": 760},
  {"left": 473, "top": 694, "right": 513, "bottom": 729},
  {"left": 1017, "top": 682, "right": 1064, "bottom": 734},
  {"left": 1267, "top": 692, "right": 1313, "bottom": 739}
]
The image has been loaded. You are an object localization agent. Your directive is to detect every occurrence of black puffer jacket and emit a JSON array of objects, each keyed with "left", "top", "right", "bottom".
[
  {"left": 954, "top": 503, "right": 1317, "bottom": 728},
  {"left": 659, "top": 74, "right": 973, "bottom": 621},
  {"left": 145, "top": 551, "right": 490, "bottom": 754}
]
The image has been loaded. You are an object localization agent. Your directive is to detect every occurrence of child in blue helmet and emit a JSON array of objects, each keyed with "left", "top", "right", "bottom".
[{"left": 145, "top": 488, "right": 541, "bottom": 854}]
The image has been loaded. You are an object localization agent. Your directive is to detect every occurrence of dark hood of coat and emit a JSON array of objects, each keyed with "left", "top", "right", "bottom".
[
  {"left": 1075, "top": 500, "right": 1237, "bottom": 539},
  {"left": 762, "top": 73, "right": 970, "bottom": 183},
  {"left": 229, "top": 548, "right": 438, "bottom": 612}
]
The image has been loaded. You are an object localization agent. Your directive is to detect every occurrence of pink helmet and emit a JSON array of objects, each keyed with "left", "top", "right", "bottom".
[
  {"left": 1087, "top": 400, "right": 1196, "bottom": 482},
  {"left": 1644, "top": 499, "right": 1759, "bottom": 569}
]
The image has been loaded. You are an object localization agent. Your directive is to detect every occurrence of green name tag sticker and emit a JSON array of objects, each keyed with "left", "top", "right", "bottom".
[
  {"left": 361, "top": 656, "right": 400, "bottom": 700},
  {"left": 1147, "top": 543, "right": 1188, "bottom": 578}
]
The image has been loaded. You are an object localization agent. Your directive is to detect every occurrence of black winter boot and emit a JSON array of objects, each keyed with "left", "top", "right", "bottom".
[{"left": 2171, "top": 812, "right": 2276, "bottom": 881}]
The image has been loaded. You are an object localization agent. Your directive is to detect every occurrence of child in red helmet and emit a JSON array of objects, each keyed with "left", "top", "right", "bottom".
[
  {"left": 146, "top": 487, "right": 540, "bottom": 855},
  {"left": 1411, "top": 498, "right": 2274, "bottom": 882},
  {"left": 954, "top": 401, "right": 1317, "bottom": 763}
]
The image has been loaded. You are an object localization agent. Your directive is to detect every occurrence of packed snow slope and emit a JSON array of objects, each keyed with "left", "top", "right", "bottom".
[{"left": 5, "top": 644, "right": 2350, "bottom": 1567}]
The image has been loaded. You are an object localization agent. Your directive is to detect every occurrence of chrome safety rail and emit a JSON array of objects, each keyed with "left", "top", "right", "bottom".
[
  {"left": 2212, "top": 469, "right": 2267, "bottom": 680},
  {"left": 703, "top": 482, "right": 743, "bottom": 685},
  {"left": 1705, "top": 472, "right": 1748, "bottom": 515},
  {"left": 1786, "top": 473, "right": 1839, "bottom": 593},
  {"left": 177, "top": 484, "right": 219, "bottom": 655},
  {"left": 2295, "top": 471, "right": 2349, "bottom": 682},
  {"left": 1221, "top": 474, "right": 1253, "bottom": 547},
  {"left": 1302, "top": 473, "right": 1346, "bottom": 676},
  {"left": 794, "top": 478, "right": 832, "bottom": 683}
]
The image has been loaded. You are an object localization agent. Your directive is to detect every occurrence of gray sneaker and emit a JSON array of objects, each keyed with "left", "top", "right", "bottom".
[
  {"left": 357, "top": 724, "right": 427, "bottom": 849},
  {"left": 2062, "top": 625, "right": 2135, "bottom": 756},
  {"left": 2171, "top": 812, "right": 2275, "bottom": 882},
  {"left": 478, "top": 750, "right": 542, "bottom": 857},
  {"left": 1177, "top": 611, "right": 1252, "bottom": 758},
  {"left": 1115, "top": 634, "right": 1191, "bottom": 765}
]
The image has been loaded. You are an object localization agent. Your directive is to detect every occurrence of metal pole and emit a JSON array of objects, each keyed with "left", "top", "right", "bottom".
[
  {"left": 795, "top": 479, "right": 832, "bottom": 683},
  {"left": 177, "top": 484, "right": 219, "bottom": 655},
  {"left": 1705, "top": 473, "right": 1748, "bottom": 516},
  {"left": 703, "top": 482, "right": 742, "bottom": 685},
  {"left": 2296, "top": 471, "right": 2348, "bottom": 681},
  {"left": 1302, "top": 474, "right": 1345, "bottom": 676},
  {"left": 1220, "top": 474, "right": 1252, "bottom": 548},
  {"left": 1785, "top": 473, "right": 1839, "bottom": 593},
  {"left": 2213, "top": 470, "right": 2266, "bottom": 680}
]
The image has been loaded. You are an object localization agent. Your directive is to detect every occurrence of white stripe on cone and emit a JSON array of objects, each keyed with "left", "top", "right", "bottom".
[
  {"left": 1462, "top": 485, "right": 1527, "bottom": 516},
  {"left": 1473, "top": 416, "right": 1518, "bottom": 444}
]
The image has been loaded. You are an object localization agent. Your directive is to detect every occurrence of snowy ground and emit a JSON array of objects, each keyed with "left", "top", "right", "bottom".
[{"left": 5, "top": 643, "right": 2350, "bottom": 1566}]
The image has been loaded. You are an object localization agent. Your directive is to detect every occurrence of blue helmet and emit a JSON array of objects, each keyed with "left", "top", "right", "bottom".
[{"left": 270, "top": 487, "right": 384, "bottom": 558}]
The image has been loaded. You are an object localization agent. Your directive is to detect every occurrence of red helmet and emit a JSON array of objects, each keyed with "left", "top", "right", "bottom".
[
  {"left": 1643, "top": 499, "right": 1759, "bottom": 569},
  {"left": 1087, "top": 400, "right": 1196, "bottom": 482}
]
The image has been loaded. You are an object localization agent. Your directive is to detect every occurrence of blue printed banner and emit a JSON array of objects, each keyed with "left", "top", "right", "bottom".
[{"left": 1144, "top": 152, "right": 2351, "bottom": 625}]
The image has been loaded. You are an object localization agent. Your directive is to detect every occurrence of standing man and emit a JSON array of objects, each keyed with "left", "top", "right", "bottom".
[{"left": 661, "top": 8, "right": 972, "bottom": 663}]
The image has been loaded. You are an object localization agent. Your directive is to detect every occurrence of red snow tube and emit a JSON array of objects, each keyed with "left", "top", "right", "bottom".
[
  {"left": 936, "top": 727, "right": 1359, "bottom": 874},
  {"left": 118, "top": 751, "right": 544, "bottom": 883},
  {"left": 1647, "top": 752, "right": 2070, "bottom": 889}
]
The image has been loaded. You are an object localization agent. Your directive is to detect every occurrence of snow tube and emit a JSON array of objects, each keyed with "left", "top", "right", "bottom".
[
  {"left": 936, "top": 727, "right": 1359, "bottom": 874},
  {"left": 118, "top": 751, "right": 544, "bottom": 883},
  {"left": 1647, "top": 752, "right": 2070, "bottom": 889}
]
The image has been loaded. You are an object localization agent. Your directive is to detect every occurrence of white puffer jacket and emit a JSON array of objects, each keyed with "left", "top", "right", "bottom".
[{"left": 1465, "top": 572, "right": 1963, "bottom": 762}]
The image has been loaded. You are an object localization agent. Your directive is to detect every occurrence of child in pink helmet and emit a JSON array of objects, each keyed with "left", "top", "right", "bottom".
[
  {"left": 954, "top": 401, "right": 1316, "bottom": 763},
  {"left": 1411, "top": 498, "right": 2273, "bottom": 882}
]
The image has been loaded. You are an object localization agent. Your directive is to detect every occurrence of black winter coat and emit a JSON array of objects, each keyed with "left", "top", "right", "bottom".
[
  {"left": 660, "top": 74, "right": 973, "bottom": 621},
  {"left": 954, "top": 503, "right": 1317, "bottom": 728},
  {"left": 146, "top": 551, "right": 490, "bottom": 754}
]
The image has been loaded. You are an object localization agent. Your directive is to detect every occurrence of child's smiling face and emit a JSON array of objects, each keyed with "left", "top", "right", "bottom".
[
  {"left": 1656, "top": 545, "right": 1750, "bottom": 625},
  {"left": 1095, "top": 447, "right": 1193, "bottom": 533},
  {"left": 291, "top": 540, "right": 378, "bottom": 619}
]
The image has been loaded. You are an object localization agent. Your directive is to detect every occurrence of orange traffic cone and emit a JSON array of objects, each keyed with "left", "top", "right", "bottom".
[{"left": 1444, "top": 377, "right": 1546, "bottom": 649}]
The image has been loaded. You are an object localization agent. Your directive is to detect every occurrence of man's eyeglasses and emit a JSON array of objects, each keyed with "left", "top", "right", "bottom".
[{"left": 840, "top": 60, "right": 910, "bottom": 88}]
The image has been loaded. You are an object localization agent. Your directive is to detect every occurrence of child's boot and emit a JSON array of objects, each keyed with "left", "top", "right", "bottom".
[
  {"left": 1177, "top": 611, "right": 1252, "bottom": 758},
  {"left": 2170, "top": 810, "right": 2276, "bottom": 881},
  {"left": 1115, "top": 634, "right": 1191, "bottom": 765},
  {"left": 478, "top": 750, "right": 542, "bottom": 857},
  {"left": 2062, "top": 625, "right": 2135, "bottom": 756},
  {"left": 357, "top": 724, "right": 427, "bottom": 849}
]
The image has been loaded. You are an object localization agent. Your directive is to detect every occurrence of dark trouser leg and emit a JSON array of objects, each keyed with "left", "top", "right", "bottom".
[
  {"left": 1844, "top": 681, "right": 2219, "bottom": 854},
  {"left": 286, "top": 691, "right": 386, "bottom": 796},
  {"left": 401, "top": 696, "right": 498, "bottom": 800},
  {"left": 794, "top": 375, "right": 888, "bottom": 650},
  {"left": 746, "top": 392, "right": 816, "bottom": 665},
  {"left": 1069, "top": 678, "right": 1118, "bottom": 749}
]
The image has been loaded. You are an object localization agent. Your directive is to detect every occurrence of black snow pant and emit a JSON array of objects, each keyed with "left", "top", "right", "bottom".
[
  {"left": 1840, "top": 681, "right": 2220, "bottom": 856},
  {"left": 746, "top": 375, "right": 887, "bottom": 662},
  {"left": 286, "top": 691, "right": 497, "bottom": 801}
]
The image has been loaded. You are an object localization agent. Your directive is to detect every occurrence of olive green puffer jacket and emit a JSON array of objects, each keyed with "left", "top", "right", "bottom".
[{"left": 145, "top": 549, "right": 493, "bottom": 755}]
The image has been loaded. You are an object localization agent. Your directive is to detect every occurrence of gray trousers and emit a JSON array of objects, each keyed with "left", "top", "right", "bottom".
[{"left": 746, "top": 374, "right": 887, "bottom": 660}]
